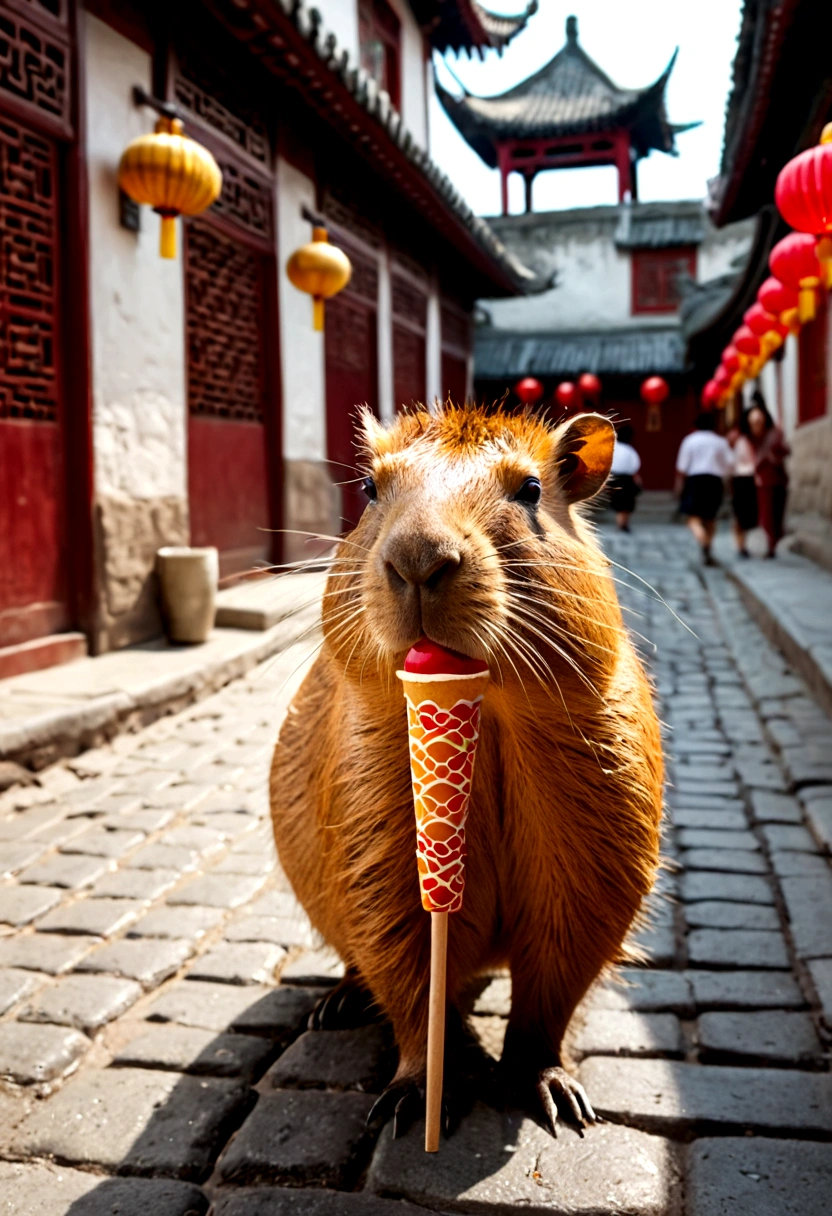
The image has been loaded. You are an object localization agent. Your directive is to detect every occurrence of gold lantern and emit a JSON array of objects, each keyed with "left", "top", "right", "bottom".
[
  {"left": 286, "top": 226, "right": 352, "bottom": 330},
  {"left": 117, "top": 116, "right": 222, "bottom": 259}
]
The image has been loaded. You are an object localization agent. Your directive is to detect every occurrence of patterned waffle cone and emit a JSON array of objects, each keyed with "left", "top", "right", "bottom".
[{"left": 397, "top": 669, "right": 490, "bottom": 913}]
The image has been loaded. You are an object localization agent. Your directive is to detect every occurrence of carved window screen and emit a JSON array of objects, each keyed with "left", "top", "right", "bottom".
[
  {"left": 185, "top": 218, "right": 265, "bottom": 424},
  {"left": 0, "top": 114, "right": 59, "bottom": 421},
  {"left": 0, "top": 8, "right": 71, "bottom": 135},
  {"left": 632, "top": 247, "right": 696, "bottom": 315}
]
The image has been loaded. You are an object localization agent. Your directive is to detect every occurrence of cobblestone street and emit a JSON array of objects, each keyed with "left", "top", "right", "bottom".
[{"left": 0, "top": 522, "right": 830, "bottom": 1215}]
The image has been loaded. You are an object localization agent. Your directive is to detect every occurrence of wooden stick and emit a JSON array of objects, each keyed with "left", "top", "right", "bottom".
[{"left": 425, "top": 910, "right": 448, "bottom": 1153}]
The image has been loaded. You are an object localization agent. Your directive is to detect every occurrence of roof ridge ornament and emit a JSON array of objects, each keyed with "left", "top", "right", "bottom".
[{"left": 566, "top": 14, "right": 578, "bottom": 44}]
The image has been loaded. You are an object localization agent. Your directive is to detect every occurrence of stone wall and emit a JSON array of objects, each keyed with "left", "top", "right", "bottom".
[{"left": 789, "top": 415, "right": 832, "bottom": 520}]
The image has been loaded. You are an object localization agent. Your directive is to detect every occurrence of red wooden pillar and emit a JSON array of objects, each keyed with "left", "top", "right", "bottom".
[
  {"left": 497, "top": 145, "right": 510, "bottom": 215},
  {"left": 615, "top": 131, "right": 632, "bottom": 202}
]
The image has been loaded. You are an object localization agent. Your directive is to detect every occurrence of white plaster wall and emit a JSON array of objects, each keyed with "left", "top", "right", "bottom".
[
  {"left": 698, "top": 219, "right": 755, "bottom": 284},
  {"left": 377, "top": 245, "right": 394, "bottom": 422},
  {"left": 781, "top": 335, "right": 800, "bottom": 439},
  {"left": 314, "top": 0, "right": 359, "bottom": 60},
  {"left": 426, "top": 281, "right": 441, "bottom": 406},
  {"left": 85, "top": 15, "right": 187, "bottom": 501},
  {"left": 388, "top": 0, "right": 428, "bottom": 149},
  {"left": 276, "top": 156, "right": 327, "bottom": 461}
]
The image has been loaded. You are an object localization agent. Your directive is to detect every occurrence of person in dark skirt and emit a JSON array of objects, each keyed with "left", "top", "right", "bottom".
[
  {"left": 608, "top": 423, "right": 642, "bottom": 532},
  {"left": 747, "top": 393, "right": 790, "bottom": 558},
  {"left": 675, "top": 412, "right": 734, "bottom": 565},
  {"left": 730, "top": 411, "right": 758, "bottom": 557}
]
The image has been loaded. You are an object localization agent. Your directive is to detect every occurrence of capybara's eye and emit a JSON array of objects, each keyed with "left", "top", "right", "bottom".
[
  {"left": 514, "top": 477, "right": 542, "bottom": 506},
  {"left": 362, "top": 476, "right": 378, "bottom": 501}
]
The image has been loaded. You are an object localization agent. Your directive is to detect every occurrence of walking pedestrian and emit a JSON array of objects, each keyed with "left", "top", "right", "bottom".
[
  {"left": 608, "top": 423, "right": 642, "bottom": 533},
  {"left": 730, "top": 411, "right": 758, "bottom": 558},
  {"left": 747, "top": 393, "right": 790, "bottom": 558},
  {"left": 675, "top": 412, "right": 733, "bottom": 566}
]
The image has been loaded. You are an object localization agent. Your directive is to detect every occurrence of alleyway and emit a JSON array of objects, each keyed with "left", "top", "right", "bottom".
[{"left": 0, "top": 522, "right": 830, "bottom": 1215}]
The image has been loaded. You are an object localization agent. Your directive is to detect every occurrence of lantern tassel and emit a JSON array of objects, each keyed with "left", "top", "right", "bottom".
[
  {"left": 313, "top": 296, "right": 324, "bottom": 331},
  {"left": 160, "top": 216, "right": 177, "bottom": 260},
  {"left": 798, "top": 286, "right": 816, "bottom": 324}
]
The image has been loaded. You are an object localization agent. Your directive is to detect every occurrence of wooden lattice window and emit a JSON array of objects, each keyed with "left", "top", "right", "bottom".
[
  {"left": 359, "top": 0, "right": 401, "bottom": 109},
  {"left": 185, "top": 219, "right": 264, "bottom": 423},
  {"left": 632, "top": 247, "right": 696, "bottom": 314},
  {"left": 0, "top": 114, "right": 59, "bottom": 421}
]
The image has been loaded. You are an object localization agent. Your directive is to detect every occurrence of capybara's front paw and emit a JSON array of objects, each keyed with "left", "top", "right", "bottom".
[
  {"left": 536, "top": 1065, "right": 596, "bottom": 1138},
  {"left": 307, "top": 969, "right": 380, "bottom": 1030},
  {"left": 367, "top": 1079, "right": 426, "bottom": 1138}
]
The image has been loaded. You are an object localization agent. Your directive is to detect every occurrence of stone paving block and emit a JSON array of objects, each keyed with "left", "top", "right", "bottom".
[
  {"left": 578, "top": 1056, "right": 832, "bottom": 1136},
  {"left": 367, "top": 1103, "right": 680, "bottom": 1215},
  {"left": 0, "top": 883, "right": 62, "bottom": 925},
  {"left": 681, "top": 848, "right": 768, "bottom": 874},
  {"left": 685, "top": 969, "right": 805, "bottom": 1010},
  {"left": 265, "top": 1026, "right": 394, "bottom": 1092},
  {"left": 163, "top": 825, "right": 226, "bottom": 854},
  {"left": 11, "top": 1067, "right": 253, "bottom": 1181},
  {"left": 167, "top": 873, "right": 267, "bottom": 909},
  {"left": 760, "top": 823, "right": 819, "bottom": 852},
  {"left": 673, "top": 794, "right": 743, "bottom": 811},
  {"left": 769, "top": 850, "right": 830, "bottom": 877},
  {"left": 211, "top": 1191, "right": 426, "bottom": 1216},
  {"left": 142, "top": 783, "right": 214, "bottom": 811},
  {"left": 749, "top": 790, "right": 803, "bottom": 823},
  {"left": 103, "top": 807, "right": 177, "bottom": 833},
  {"left": 247, "top": 891, "right": 306, "bottom": 919},
  {"left": 20, "top": 972, "right": 141, "bottom": 1029},
  {"left": 114, "top": 1023, "right": 275, "bottom": 1081},
  {"left": 473, "top": 975, "right": 511, "bottom": 1016},
  {"left": 223, "top": 914, "right": 315, "bottom": 948},
  {"left": 187, "top": 942, "right": 285, "bottom": 985},
  {"left": 76, "top": 937, "right": 193, "bottom": 987},
  {"left": 670, "top": 808, "right": 748, "bottom": 829},
  {"left": 0, "top": 932, "right": 96, "bottom": 974},
  {"left": 124, "top": 843, "right": 203, "bottom": 872},
  {"left": 216, "top": 1089, "right": 376, "bottom": 1188},
  {"left": 213, "top": 851, "right": 276, "bottom": 876},
  {"left": 36, "top": 896, "right": 142, "bottom": 937},
  {"left": 592, "top": 970, "right": 694, "bottom": 1016},
  {"left": 0, "top": 1162, "right": 208, "bottom": 1216},
  {"left": 780, "top": 874, "right": 832, "bottom": 959},
  {"left": 232, "top": 986, "right": 327, "bottom": 1037},
  {"left": 681, "top": 872, "right": 774, "bottom": 904},
  {"left": 734, "top": 760, "right": 786, "bottom": 791},
  {"left": 29, "top": 815, "right": 95, "bottom": 847},
  {"left": 0, "top": 967, "right": 43, "bottom": 1015},
  {"left": 687, "top": 1137, "right": 832, "bottom": 1216},
  {"left": 675, "top": 780, "right": 739, "bottom": 798},
  {"left": 676, "top": 828, "right": 757, "bottom": 850},
  {"left": 631, "top": 916, "right": 676, "bottom": 967},
  {"left": 804, "top": 795, "right": 832, "bottom": 852},
  {"left": 280, "top": 948, "right": 344, "bottom": 986},
  {"left": 61, "top": 827, "right": 145, "bottom": 858},
  {"left": 697, "top": 1010, "right": 821, "bottom": 1065},
  {"left": 808, "top": 958, "right": 832, "bottom": 1029},
  {"left": 90, "top": 866, "right": 180, "bottom": 900},
  {"left": 0, "top": 1021, "right": 88, "bottom": 1084},
  {"left": 686, "top": 928, "right": 790, "bottom": 970},
  {"left": 571, "top": 1009, "right": 682, "bottom": 1058},
  {"left": 146, "top": 980, "right": 320, "bottom": 1038},
  {"left": 18, "top": 852, "right": 111, "bottom": 889},
  {"left": 0, "top": 803, "right": 66, "bottom": 840},
  {"left": 128, "top": 904, "right": 224, "bottom": 940},
  {"left": 684, "top": 900, "right": 780, "bottom": 930},
  {"left": 0, "top": 841, "right": 45, "bottom": 877}
]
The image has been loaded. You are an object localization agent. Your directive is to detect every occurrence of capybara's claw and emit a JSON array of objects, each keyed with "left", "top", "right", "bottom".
[
  {"left": 537, "top": 1066, "right": 597, "bottom": 1138},
  {"left": 308, "top": 971, "right": 379, "bottom": 1031},
  {"left": 367, "top": 1081, "right": 424, "bottom": 1138}
]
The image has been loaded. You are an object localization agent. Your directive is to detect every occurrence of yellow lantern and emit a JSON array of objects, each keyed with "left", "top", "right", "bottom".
[
  {"left": 286, "top": 226, "right": 352, "bottom": 330},
  {"left": 117, "top": 116, "right": 222, "bottom": 259}
]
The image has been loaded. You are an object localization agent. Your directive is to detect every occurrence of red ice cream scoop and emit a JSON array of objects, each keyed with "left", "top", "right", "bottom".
[{"left": 404, "top": 638, "right": 489, "bottom": 676}]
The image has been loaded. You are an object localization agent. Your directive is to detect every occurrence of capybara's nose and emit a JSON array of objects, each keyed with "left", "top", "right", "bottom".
[{"left": 383, "top": 535, "right": 461, "bottom": 593}]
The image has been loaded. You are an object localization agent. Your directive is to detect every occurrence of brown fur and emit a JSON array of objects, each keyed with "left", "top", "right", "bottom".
[{"left": 270, "top": 402, "right": 663, "bottom": 1087}]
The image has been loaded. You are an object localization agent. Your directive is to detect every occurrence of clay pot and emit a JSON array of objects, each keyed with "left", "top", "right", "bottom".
[{"left": 156, "top": 546, "right": 218, "bottom": 644}]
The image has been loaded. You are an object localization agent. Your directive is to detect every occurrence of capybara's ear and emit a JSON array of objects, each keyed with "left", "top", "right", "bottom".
[{"left": 551, "top": 413, "right": 615, "bottom": 504}]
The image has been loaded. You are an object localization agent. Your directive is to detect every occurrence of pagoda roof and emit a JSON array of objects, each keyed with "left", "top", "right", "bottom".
[
  {"left": 438, "top": 15, "right": 696, "bottom": 168},
  {"left": 414, "top": 1, "right": 537, "bottom": 57}
]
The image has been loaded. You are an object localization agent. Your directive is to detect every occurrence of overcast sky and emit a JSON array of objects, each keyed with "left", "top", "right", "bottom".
[{"left": 429, "top": 0, "right": 744, "bottom": 216}]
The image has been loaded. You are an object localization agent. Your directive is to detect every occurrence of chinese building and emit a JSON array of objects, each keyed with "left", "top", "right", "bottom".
[{"left": 0, "top": 0, "right": 539, "bottom": 673}]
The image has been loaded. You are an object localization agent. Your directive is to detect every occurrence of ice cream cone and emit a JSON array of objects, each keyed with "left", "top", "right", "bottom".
[{"left": 397, "top": 668, "right": 490, "bottom": 914}]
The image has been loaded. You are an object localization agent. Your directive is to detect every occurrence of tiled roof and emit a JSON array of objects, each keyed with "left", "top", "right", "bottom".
[
  {"left": 414, "top": 1, "right": 537, "bottom": 56},
  {"left": 615, "top": 205, "right": 706, "bottom": 249},
  {"left": 438, "top": 16, "right": 693, "bottom": 168},
  {"left": 474, "top": 326, "right": 687, "bottom": 378}
]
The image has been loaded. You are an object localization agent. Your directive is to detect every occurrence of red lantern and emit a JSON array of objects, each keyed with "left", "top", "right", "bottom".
[
  {"left": 769, "top": 233, "right": 824, "bottom": 323},
  {"left": 514, "top": 376, "right": 544, "bottom": 405},
  {"left": 701, "top": 379, "right": 721, "bottom": 409},
  {"left": 744, "top": 302, "right": 786, "bottom": 358},
  {"left": 775, "top": 123, "right": 832, "bottom": 269},
  {"left": 721, "top": 345, "right": 741, "bottom": 376},
  {"left": 714, "top": 365, "right": 731, "bottom": 390},
  {"left": 734, "top": 325, "right": 761, "bottom": 358},
  {"left": 640, "top": 376, "right": 669, "bottom": 405},
  {"left": 555, "top": 381, "right": 580, "bottom": 409},
  {"left": 577, "top": 372, "right": 602, "bottom": 402},
  {"left": 758, "top": 276, "right": 800, "bottom": 331}
]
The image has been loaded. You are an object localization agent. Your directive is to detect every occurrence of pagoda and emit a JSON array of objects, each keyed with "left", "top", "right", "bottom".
[{"left": 438, "top": 15, "right": 697, "bottom": 213}]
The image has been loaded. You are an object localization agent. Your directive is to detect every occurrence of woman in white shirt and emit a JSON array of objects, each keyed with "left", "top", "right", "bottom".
[
  {"left": 675, "top": 412, "right": 734, "bottom": 566},
  {"left": 608, "top": 423, "right": 641, "bottom": 533},
  {"left": 730, "top": 414, "right": 758, "bottom": 558}
]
